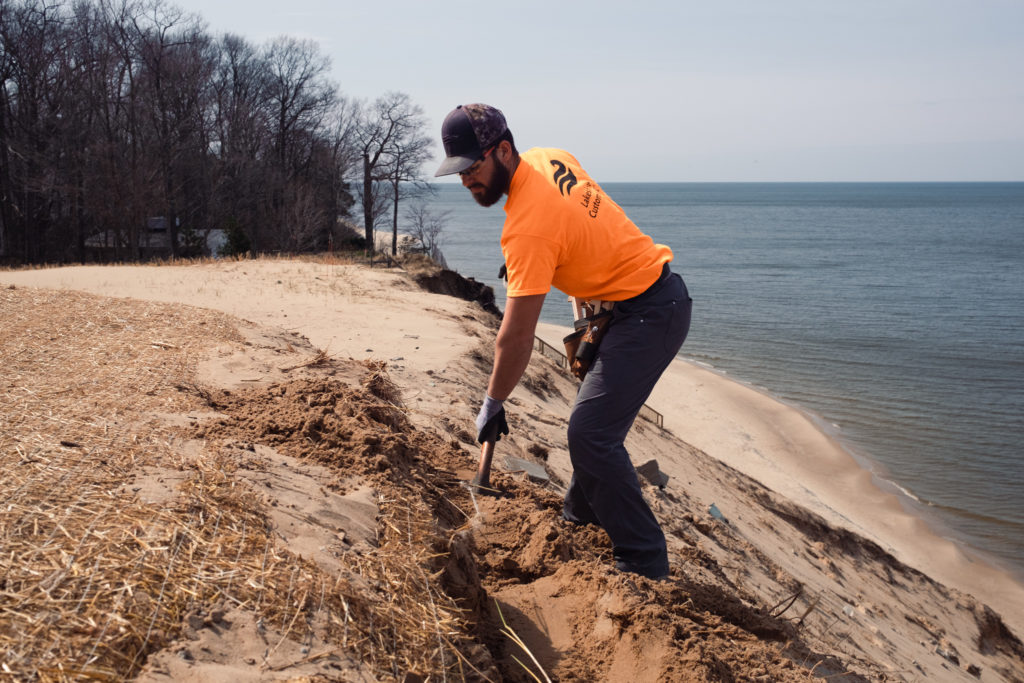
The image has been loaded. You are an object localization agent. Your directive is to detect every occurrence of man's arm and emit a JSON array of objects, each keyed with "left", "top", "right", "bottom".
[{"left": 486, "top": 293, "right": 546, "bottom": 400}]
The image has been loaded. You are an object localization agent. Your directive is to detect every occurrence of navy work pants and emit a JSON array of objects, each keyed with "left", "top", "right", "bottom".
[{"left": 563, "top": 264, "right": 692, "bottom": 578}]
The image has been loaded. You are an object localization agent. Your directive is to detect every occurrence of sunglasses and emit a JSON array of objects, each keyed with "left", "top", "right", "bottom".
[{"left": 458, "top": 146, "right": 496, "bottom": 178}]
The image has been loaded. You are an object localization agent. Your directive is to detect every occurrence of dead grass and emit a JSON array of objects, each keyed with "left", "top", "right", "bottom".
[
  {"left": 0, "top": 251, "right": 376, "bottom": 275},
  {"left": 0, "top": 287, "right": 479, "bottom": 681},
  {"left": 361, "top": 359, "right": 406, "bottom": 408}
]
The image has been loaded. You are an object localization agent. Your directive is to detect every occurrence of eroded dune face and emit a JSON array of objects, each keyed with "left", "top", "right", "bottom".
[{"left": 3, "top": 262, "right": 1023, "bottom": 682}]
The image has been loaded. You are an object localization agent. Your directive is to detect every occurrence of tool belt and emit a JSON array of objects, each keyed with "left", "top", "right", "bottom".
[{"left": 563, "top": 305, "right": 613, "bottom": 381}]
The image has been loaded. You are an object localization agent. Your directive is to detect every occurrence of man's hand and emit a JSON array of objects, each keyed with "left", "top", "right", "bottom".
[{"left": 476, "top": 394, "right": 509, "bottom": 443}]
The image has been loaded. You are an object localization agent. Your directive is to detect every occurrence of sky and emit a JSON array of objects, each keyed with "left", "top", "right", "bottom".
[{"left": 171, "top": 0, "right": 1024, "bottom": 182}]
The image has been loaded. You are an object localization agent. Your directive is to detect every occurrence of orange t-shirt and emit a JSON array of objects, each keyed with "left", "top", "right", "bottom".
[{"left": 502, "top": 148, "right": 672, "bottom": 300}]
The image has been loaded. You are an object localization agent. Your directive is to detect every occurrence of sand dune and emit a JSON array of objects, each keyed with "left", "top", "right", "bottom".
[{"left": 2, "top": 258, "right": 1022, "bottom": 681}]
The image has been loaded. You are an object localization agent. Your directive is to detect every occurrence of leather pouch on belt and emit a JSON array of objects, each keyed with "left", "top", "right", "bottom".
[{"left": 562, "top": 309, "right": 613, "bottom": 381}]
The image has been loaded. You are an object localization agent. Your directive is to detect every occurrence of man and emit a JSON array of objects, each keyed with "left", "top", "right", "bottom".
[{"left": 435, "top": 103, "right": 692, "bottom": 580}]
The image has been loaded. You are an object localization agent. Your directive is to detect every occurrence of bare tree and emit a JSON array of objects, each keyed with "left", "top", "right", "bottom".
[
  {"left": 379, "top": 100, "right": 432, "bottom": 256},
  {"left": 320, "top": 96, "right": 358, "bottom": 248},
  {"left": 95, "top": 0, "right": 152, "bottom": 259},
  {"left": 263, "top": 36, "right": 335, "bottom": 170},
  {"left": 0, "top": 1, "right": 18, "bottom": 259},
  {"left": 261, "top": 36, "right": 336, "bottom": 250},
  {"left": 403, "top": 201, "right": 448, "bottom": 267},
  {"left": 131, "top": 0, "right": 210, "bottom": 257},
  {"left": 209, "top": 32, "right": 271, "bottom": 252},
  {"left": 281, "top": 179, "right": 324, "bottom": 251},
  {"left": 0, "top": 0, "right": 70, "bottom": 261},
  {"left": 352, "top": 91, "right": 432, "bottom": 257},
  {"left": 353, "top": 96, "right": 394, "bottom": 252}
]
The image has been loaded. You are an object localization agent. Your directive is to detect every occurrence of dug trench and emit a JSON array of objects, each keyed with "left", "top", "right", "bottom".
[{"left": 187, "top": 364, "right": 863, "bottom": 682}]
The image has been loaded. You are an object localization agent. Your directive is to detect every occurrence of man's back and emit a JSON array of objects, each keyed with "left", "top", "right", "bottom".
[{"left": 502, "top": 147, "right": 672, "bottom": 301}]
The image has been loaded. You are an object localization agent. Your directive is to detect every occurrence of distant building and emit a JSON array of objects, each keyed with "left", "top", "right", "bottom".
[{"left": 83, "top": 218, "right": 225, "bottom": 261}]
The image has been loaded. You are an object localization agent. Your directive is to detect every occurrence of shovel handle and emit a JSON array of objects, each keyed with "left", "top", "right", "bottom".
[{"left": 472, "top": 440, "right": 495, "bottom": 489}]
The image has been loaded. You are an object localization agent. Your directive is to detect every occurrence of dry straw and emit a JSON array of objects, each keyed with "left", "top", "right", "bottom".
[{"left": 0, "top": 285, "right": 480, "bottom": 681}]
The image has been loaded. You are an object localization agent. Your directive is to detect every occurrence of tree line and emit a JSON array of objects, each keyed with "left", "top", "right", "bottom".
[{"left": 0, "top": 0, "right": 434, "bottom": 264}]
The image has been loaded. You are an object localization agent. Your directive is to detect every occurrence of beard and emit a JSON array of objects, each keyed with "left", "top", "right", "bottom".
[{"left": 472, "top": 159, "right": 511, "bottom": 207}]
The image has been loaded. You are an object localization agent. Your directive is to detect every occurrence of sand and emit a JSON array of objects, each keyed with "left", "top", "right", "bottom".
[
  {"left": 541, "top": 322, "right": 1024, "bottom": 621},
  {"left": 2, "top": 257, "right": 1023, "bottom": 682}
]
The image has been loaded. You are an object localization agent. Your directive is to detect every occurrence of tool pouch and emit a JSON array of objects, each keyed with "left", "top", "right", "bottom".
[{"left": 562, "top": 309, "right": 613, "bottom": 381}]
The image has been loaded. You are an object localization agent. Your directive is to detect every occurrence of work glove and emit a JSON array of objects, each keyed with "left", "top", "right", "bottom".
[{"left": 475, "top": 394, "right": 509, "bottom": 444}]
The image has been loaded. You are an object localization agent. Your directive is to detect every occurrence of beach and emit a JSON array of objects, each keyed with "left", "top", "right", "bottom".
[{"left": 2, "top": 257, "right": 1023, "bottom": 681}]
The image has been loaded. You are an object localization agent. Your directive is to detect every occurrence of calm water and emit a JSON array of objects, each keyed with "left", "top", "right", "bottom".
[{"left": 424, "top": 182, "right": 1024, "bottom": 578}]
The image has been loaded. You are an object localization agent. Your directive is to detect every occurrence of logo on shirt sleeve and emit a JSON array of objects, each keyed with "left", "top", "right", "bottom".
[{"left": 550, "top": 160, "right": 577, "bottom": 197}]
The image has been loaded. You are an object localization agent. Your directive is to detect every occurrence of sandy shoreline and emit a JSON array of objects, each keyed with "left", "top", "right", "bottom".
[
  {"left": 3, "top": 258, "right": 1023, "bottom": 680},
  {"left": 544, "top": 320, "right": 1024, "bottom": 626}
]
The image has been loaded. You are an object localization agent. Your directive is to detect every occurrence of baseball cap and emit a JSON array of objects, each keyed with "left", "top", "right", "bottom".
[{"left": 434, "top": 104, "right": 508, "bottom": 177}]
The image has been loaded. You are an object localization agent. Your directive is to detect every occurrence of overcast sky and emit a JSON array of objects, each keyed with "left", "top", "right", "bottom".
[{"left": 172, "top": 0, "right": 1023, "bottom": 182}]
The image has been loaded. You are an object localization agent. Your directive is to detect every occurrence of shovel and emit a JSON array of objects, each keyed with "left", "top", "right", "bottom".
[{"left": 469, "top": 439, "right": 500, "bottom": 495}]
